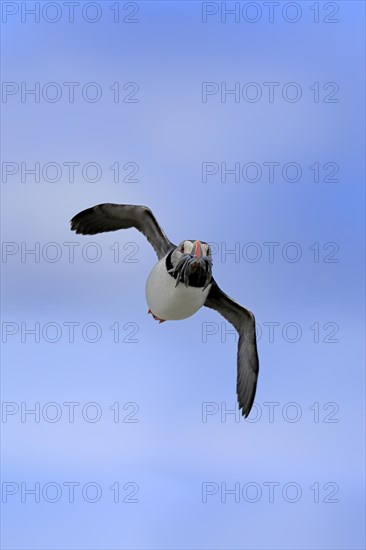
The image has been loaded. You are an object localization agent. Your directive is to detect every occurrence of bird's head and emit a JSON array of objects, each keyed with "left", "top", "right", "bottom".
[{"left": 169, "top": 240, "right": 213, "bottom": 290}]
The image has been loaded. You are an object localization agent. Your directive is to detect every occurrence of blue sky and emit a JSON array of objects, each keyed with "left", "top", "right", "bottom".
[{"left": 1, "top": 1, "right": 365, "bottom": 549}]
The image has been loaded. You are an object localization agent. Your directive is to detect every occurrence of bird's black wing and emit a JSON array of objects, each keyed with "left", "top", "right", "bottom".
[
  {"left": 70, "top": 203, "right": 175, "bottom": 260},
  {"left": 204, "top": 280, "right": 259, "bottom": 417}
]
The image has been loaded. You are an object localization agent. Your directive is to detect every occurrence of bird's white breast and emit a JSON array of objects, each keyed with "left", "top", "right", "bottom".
[{"left": 145, "top": 257, "right": 211, "bottom": 321}]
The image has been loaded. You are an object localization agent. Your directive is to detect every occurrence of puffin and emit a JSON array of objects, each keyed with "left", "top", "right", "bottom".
[{"left": 70, "top": 203, "right": 259, "bottom": 417}]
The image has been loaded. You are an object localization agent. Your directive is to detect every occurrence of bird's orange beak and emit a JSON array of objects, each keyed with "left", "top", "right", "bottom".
[{"left": 191, "top": 240, "right": 202, "bottom": 259}]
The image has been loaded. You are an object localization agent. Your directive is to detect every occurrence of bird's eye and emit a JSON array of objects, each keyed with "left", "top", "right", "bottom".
[
  {"left": 180, "top": 243, "right": 185, "bottom": 252},
  {"left": 206, "top": 246, "right": 211, "bottom": 256}
]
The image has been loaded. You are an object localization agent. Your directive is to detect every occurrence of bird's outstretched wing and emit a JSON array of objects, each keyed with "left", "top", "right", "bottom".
[
  {"left": 70, "top": 203, "right": 175, "bottom": 260},
  {"left": 204, "top": 280, "right": 259, "bottom": 417}
]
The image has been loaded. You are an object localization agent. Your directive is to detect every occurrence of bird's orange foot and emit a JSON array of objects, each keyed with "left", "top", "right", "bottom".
[{"left": 148, "top": 309, "right": 166, "bottom": 323}]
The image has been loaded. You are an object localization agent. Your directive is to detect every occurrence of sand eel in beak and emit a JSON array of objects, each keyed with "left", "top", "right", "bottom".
[{"left": 70, "top": 203, "right": 259, "bottom": 417}]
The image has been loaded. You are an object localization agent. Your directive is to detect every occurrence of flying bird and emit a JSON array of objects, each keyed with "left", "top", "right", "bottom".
[{"left": 70, "top": 204, "right": 259, "bottom": 417}]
